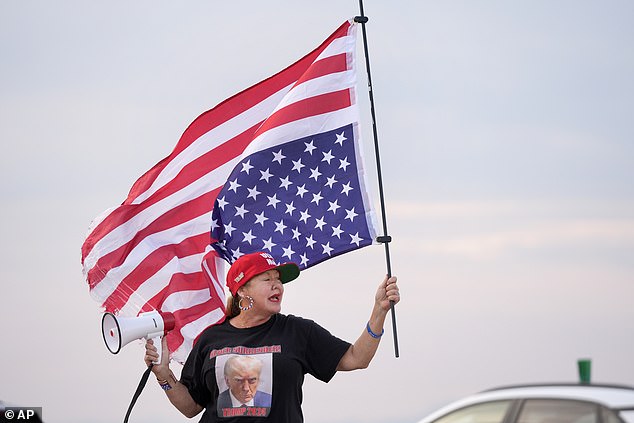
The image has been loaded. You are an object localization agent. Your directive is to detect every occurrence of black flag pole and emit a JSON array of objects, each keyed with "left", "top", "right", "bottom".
[{"left": 354, "top": 1, "right": 400, "bottom": 358}]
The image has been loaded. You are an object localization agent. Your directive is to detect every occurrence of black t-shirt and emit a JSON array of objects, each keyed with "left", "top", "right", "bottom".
[{"left": 180, "top": 313, "right": 351, "bottom": 423}]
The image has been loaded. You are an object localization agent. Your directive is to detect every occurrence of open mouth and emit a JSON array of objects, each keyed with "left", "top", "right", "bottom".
[{"left": 268, "top": 294, "right": 281, "bottom": 303}]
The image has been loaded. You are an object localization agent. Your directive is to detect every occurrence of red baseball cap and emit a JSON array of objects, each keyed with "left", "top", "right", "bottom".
[{"left": 226, "top": 252, "right": 300, "bottom": 296}]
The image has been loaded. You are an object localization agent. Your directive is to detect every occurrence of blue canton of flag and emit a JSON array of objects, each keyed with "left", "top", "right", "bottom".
[{"left": 210, "top": 123, "right": 376, "bottom": 269}]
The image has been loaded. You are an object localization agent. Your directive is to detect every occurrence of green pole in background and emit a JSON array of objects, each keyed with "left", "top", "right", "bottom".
[{"left": 578, "top": 358, "right": 592, "bottom": 384}]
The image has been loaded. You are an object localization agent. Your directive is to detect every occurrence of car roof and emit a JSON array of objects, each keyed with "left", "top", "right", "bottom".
[
  {"left": 418, "top": 384, "right": 634, "bottom": 423},
  {"left": 481, "top": 383, "right": 634, "bottom": 408}
]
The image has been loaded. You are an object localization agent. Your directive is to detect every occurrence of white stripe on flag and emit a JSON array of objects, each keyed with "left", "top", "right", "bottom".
[
  {"left": 172, "top": 307, "right": 226, "bottom": 363},
  {"left": 162, "top": 288, "right": 215, "bottom": 314}
]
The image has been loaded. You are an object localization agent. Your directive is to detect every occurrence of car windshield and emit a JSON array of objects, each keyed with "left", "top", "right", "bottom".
[
  {"left": 618, "top": 410, "right": 634, "bottom": 423},
  {"left": 432, "top": 401, "right": 513, "bottom": 423},
  {"left": 517, "top": 399, "right": 598, "bottom": 423}
]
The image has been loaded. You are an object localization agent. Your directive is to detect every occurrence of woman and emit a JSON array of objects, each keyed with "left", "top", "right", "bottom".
[{"left": 145, "top": 251, "right": 400, "bottom": 422}]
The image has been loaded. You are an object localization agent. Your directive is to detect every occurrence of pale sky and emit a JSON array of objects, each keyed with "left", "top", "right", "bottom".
[{"left": 1, "top": 1, "right": 633, "bottom": 423}]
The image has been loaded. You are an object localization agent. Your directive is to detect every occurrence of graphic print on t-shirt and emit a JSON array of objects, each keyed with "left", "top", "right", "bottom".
[{"left": 214, "top": 348, "right": 277, "bottom": 418}]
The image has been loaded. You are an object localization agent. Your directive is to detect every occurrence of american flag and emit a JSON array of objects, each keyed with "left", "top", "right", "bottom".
[{"left": 81, "top": 20, "right": 377, "bottom": 364}]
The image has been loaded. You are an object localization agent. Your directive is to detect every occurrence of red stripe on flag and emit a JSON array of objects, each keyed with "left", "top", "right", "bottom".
[
  {"left": 257, "top": 89, "right": 352, "bottom": 136},
  {"left": 140, "top": 271, "right": 225, "bottom": 314},
  {"left": 138, "top": 274, "right": 204, "bottom": 315},
  {"left": 294, "top": 53, "right": 349, "bottom": 87},
  {"left": 167, "top": 296, "right": 226, "bottom": 354}
]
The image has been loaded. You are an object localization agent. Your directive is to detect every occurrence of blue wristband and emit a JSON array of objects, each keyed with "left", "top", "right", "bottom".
[
  {"left": 366, "top": 321, "right": 384, "bottom": 339},
  {"left": 157, "top": 378, "right": 173, "bottom": 391}
]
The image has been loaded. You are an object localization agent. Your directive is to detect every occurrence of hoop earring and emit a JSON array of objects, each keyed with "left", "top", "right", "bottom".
[{"left": 238, "top": 295, "right": 254, "bottom": 311}]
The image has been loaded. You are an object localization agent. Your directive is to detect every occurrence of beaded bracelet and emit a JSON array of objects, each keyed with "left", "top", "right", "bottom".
[{"left": 366, "top": 321, "right": 384, "bottom": 339}]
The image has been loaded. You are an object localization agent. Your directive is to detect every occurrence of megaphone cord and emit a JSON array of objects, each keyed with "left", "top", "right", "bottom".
[{"left": 123, "top": 364, "right": 154, "bottom": 423}]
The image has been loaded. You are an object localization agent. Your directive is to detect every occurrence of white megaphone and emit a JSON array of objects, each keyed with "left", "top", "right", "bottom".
[{"left": 101, "top": 310, "right": 175, "bottom": 364}]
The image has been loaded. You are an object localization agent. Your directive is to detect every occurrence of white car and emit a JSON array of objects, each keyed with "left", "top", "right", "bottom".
[{"left": 417, "top": 384, "right": 634, "bottom": 423}]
